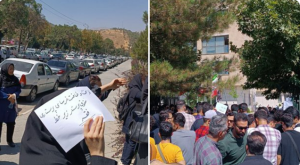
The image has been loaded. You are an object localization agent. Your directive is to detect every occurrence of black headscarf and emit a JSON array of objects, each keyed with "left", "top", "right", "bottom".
[
  {"left": 128, "top": 74, "right": 143, "bottom": 104},
  {"left": 0, "top": 63, "right": 21, "bottom": 88},
  {"left": 20, "top": 90, "right": 88, "bottom": 165}
]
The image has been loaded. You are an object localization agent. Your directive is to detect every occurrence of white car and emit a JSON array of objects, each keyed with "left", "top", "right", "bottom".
[
  {"left": 0, "top": 58, "right": 59, "bottom": 102},
  {"left": 84, "top": 59, "right": 101, "bottom": 73}
]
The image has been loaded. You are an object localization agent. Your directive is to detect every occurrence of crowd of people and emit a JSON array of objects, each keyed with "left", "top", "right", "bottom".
[{"left": 150, "top": 101, "right": 300, "bottom": 165}]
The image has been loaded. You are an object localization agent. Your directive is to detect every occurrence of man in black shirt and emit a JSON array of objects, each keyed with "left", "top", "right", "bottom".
[{"left": 277, "top": 113, "right": 300, "bottom": 165}]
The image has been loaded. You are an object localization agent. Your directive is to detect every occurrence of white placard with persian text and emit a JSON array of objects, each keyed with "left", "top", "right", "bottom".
[
  {"left": 35, "top": 87, "right": 115, "bottom": 152},
  {"left": 215, "top": 102, "right": 228, "bottom": 114}
]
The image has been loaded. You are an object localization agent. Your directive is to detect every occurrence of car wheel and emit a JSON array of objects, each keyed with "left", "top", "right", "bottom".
[
  {"left": 97, "top": 68, "right": 100, "bottom": 73},
  {"left": 26, "top": 87, "right": 37, "bottom": 102},
  {"left": 65, "top": 77, "right": 70, "bottom": 86},
  {"left": 52, "top": 81, "right": 59, "bottom": 91}
]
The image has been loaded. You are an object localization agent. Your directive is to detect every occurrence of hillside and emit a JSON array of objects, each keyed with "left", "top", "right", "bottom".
[{"left": 97, "top": 29, "right": 140, "bottom": 51}]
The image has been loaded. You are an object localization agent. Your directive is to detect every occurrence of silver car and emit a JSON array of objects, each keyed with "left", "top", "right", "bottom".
[
  {"left": 84, "top": 59, "right": 101, "bottom": 73},
  {"left": 0, "top": 58, "right": 59, "bottom": 102},
  {"left": 96, "top": 59, "right": 107, "bottom": 71}
]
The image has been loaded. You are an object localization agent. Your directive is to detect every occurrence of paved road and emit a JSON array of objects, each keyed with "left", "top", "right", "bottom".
[{"left": 0, "top": 60, "right": 132, "bottom": 165}]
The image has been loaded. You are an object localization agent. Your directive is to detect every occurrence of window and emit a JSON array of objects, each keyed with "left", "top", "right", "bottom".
[
  {"left": 44, "top": 65, "right": 52, "bottom": 75},
  {"left": 37, "top": 64, "right": 45, "bottom": 76},
  {"left": 202, "top": 35, "right": 229, "bottom": 54}
]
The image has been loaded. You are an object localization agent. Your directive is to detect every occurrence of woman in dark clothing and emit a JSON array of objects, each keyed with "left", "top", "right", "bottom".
[
  {"left": 134, "top": 76, "right": 148, "bottom": 165},
  {"left": 121, "top": 74, "right": 144, "bottom": 165},
  {"left": 0, "top": 63, "right": 21, "bottom": 149}
]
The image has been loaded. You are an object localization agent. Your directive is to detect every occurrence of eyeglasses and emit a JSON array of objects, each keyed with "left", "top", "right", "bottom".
[
  {"left": 228, "top": 120, "right": 234, "bottom": 123},
  {"left": 236, "top": 125, "right": 248, "bottom": 130}
]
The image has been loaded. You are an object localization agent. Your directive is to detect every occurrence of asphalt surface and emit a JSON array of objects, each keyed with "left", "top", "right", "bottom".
[{"left": 0, "top": 59, "right": 132, "bottom": 165}]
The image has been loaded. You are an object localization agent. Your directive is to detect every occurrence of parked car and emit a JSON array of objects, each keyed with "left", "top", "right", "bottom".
[
  {"left": 17, "top": 52, "right": 39, "bottom": 61},
  {"left": 104, "top": 58, "right": 113, "bottom": 68},
  {"left": 96, "top": 58, "right": 107, "bottom": 71},
  {"left": 51, "top": 53, "right": 65, "bottom": 60},
  {"left": 0, "top": 58, "right": 59, "bottom": 102},
  {"left": 68, "top": 60, "right": 92, "bottom": 78},
  {"left": 36, "top": 52, "right": 50, "bottom": 62},
  {"left": 66, "top": 54, "right": 79, "bottom": 60},
  {"left": 84, "top": 59, "right": 100, "bottom": 73},
  {"left": 47, "top": 59, "right": 80, "bottom": 86}
]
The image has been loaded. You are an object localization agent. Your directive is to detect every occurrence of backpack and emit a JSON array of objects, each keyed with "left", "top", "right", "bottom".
[{"left": 117, "top": 92, "right": 136, "bottom": 121}]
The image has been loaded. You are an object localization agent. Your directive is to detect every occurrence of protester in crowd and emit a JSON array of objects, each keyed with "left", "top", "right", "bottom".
[
  {"left": 190, "top": 102, "right": 211, "bottom": 131},
  {"left": 257, "top": 107, "right": 270, "bottom": 116},
  {"left": 227, "top": 112, "right": 234, "bottom": 131},
  {"left": 239, "top": 131, "right": 272, "bottom": 165},
  {"left": 274, "top": 110, "right": 284, "bottom": 133},
  {"left": 171, "top": 113, "right": 195, "bottom": 165},
  {"left": 185, "top": 105, "right": 193, "bottom": 115},
  {"left": 284, "top": 106, "right": 300, "bottom": 129},
  {"left": 0, "top": 48, "right": 3, "bottom": 63},
  {"left": 0, "top": 63, "right": 21, "bottom": 150},
  {"left": 250, "top": 110, "right": 281, "bottom": 165},
  {"left": 193, "top": 114, "right": 228, "bottom": 165},
  {"left": 239, "top": 103, "right": 248, "bottom": 114},
  {"left": 267, "top": 114, "right": 276, "bottom": 128},
  {"left": 193, "top": 102, "right": 203, "bottom": 120},
  {"left": 195, "top": 110, "right": 217, "bottom": 141},
  {"left": 20, "top": 90, "right": 118, "bottom": 164},
  {"left": 155, "top": 121, "right": 185, "bottom": 165},
  {"left": 121, "top": 74, "right": 144, "bottom": 165},
  {"left": 150, "top": 116, "right": 157, "bottom": 161},
  {"left": 176, "top": 100, "right": 195, "bottom": 130},
  {"left": 217, "top": 113, "right": 248, "bottom": 165},
  {"left": 231, "top": 104, "right": 239, "bottom": 114},
  {"left": 133, "top": 76, "right": 148, "bottom": 165},
  {"left": 277, "top": 113, "right": 300, "bottom": 165},
  {"left": 151, "top": 110, "right": 170, "bottom": 144},
  {"left": 247, "top": 114, "right": 256, "bottom": 134}
]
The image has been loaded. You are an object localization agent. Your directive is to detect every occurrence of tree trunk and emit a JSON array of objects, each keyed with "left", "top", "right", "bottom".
[{"left": 18, "top": 29, "right": 23, "bottom": 53}]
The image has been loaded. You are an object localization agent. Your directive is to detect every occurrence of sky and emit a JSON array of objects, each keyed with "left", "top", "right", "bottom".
[{"left": 35, "top": 0, "right": 148, "bottom": 32}]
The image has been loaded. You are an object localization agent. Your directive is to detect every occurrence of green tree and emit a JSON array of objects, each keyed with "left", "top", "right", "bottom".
[
  {"left": 235, "top": 0, "right": 300, "bottom": 99},
  {"left": 131, "top": 11, "right": 148, "bottom": 62},
  {"left": 150, "top": 0, "right": 239, "bottom": 97}
]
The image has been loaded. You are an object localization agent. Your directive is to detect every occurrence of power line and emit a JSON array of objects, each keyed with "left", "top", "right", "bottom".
[
  {"left": 43, "top": 7, "right": 75, "bottom": 26},
  {"left": 39, "top": 0, "right": 88, "bottom": 27}
]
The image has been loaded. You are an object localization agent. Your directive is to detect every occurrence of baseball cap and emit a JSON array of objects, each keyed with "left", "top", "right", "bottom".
[{"left": 204, "top": 110, "right": 217, "bottom": 119}]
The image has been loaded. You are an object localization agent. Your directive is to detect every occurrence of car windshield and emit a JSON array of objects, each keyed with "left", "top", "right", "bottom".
[
  {"left": 48, "top": 61, "right": 66, "bottom": 67},
  {"left": 0, "top": 60, "right": 33, "bottom": 73},
  {"left": 71, "top": 61, "right": 80, "bottom": 66}
]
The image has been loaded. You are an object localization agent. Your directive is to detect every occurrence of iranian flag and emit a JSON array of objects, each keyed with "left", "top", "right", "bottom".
[
  {"left": 211, "top": 89, "right": 218, "bottom": 98},
  {"left": 212, "top": 74, "right": 218, "bottom": 84}
]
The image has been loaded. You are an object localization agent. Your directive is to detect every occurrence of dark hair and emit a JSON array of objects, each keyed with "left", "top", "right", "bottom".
[
  {"left": 248, "top": 114, "right": 255, "bottom": 126},
  {"left": 281, "top": 113, "right": 294, "bottom": 128},
  {"left": 202, "top": 102, "right": 211, "bottom": 114},
  {"left": 186, "top": 105, "right": 193, "bottom": 114},
  {"left": 284, "top": 106, "right": 300, "bottom": 119},
  {"left": 254, "top": 110, "right": 268, "bottom": 120},
  {"left": 231, "top": 104, "right": 239, "bottom": 112},
  {"left": 239, "top": 103, "right": 248, "bottom": 112},
  {"left": 174, "top": 113, "right": 185, "bottom": 127},
  {"left": 227, "top": 112, "right": 234, "bottom": 117},
  {"left": 267, "top": 114, "right": 275, "bottom": 124},
  {"left": 159, "top": 110, "right": 169, "bottom": 122},
  {"left": 150, "top": 116, "right": 155, "bottom": 130},
  {"left": 196, "top": 102, "right": 203, "bottom": 113},
  {"left": 247, "top": 131, "right": 267, "bottom": 155},
  {"left": 257, "top": 107, "right": 270, "bottom": 116},
  {"left": 234, "top": 113, "right": 248, "bottom": 124},
  {"left": 274, "top": 110, "right": 283, "bottom": 122},
  {"left": 159, "top": 121, "right": 173, "bottom": 140}
]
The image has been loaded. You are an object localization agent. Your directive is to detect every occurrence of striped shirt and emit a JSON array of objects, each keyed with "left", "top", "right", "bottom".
[
  {"left": 193, "top": 135, "right": 222, "bottom": 165},
  {"left": 249, "top": 125, "right": 281, "bottom": 165}
]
